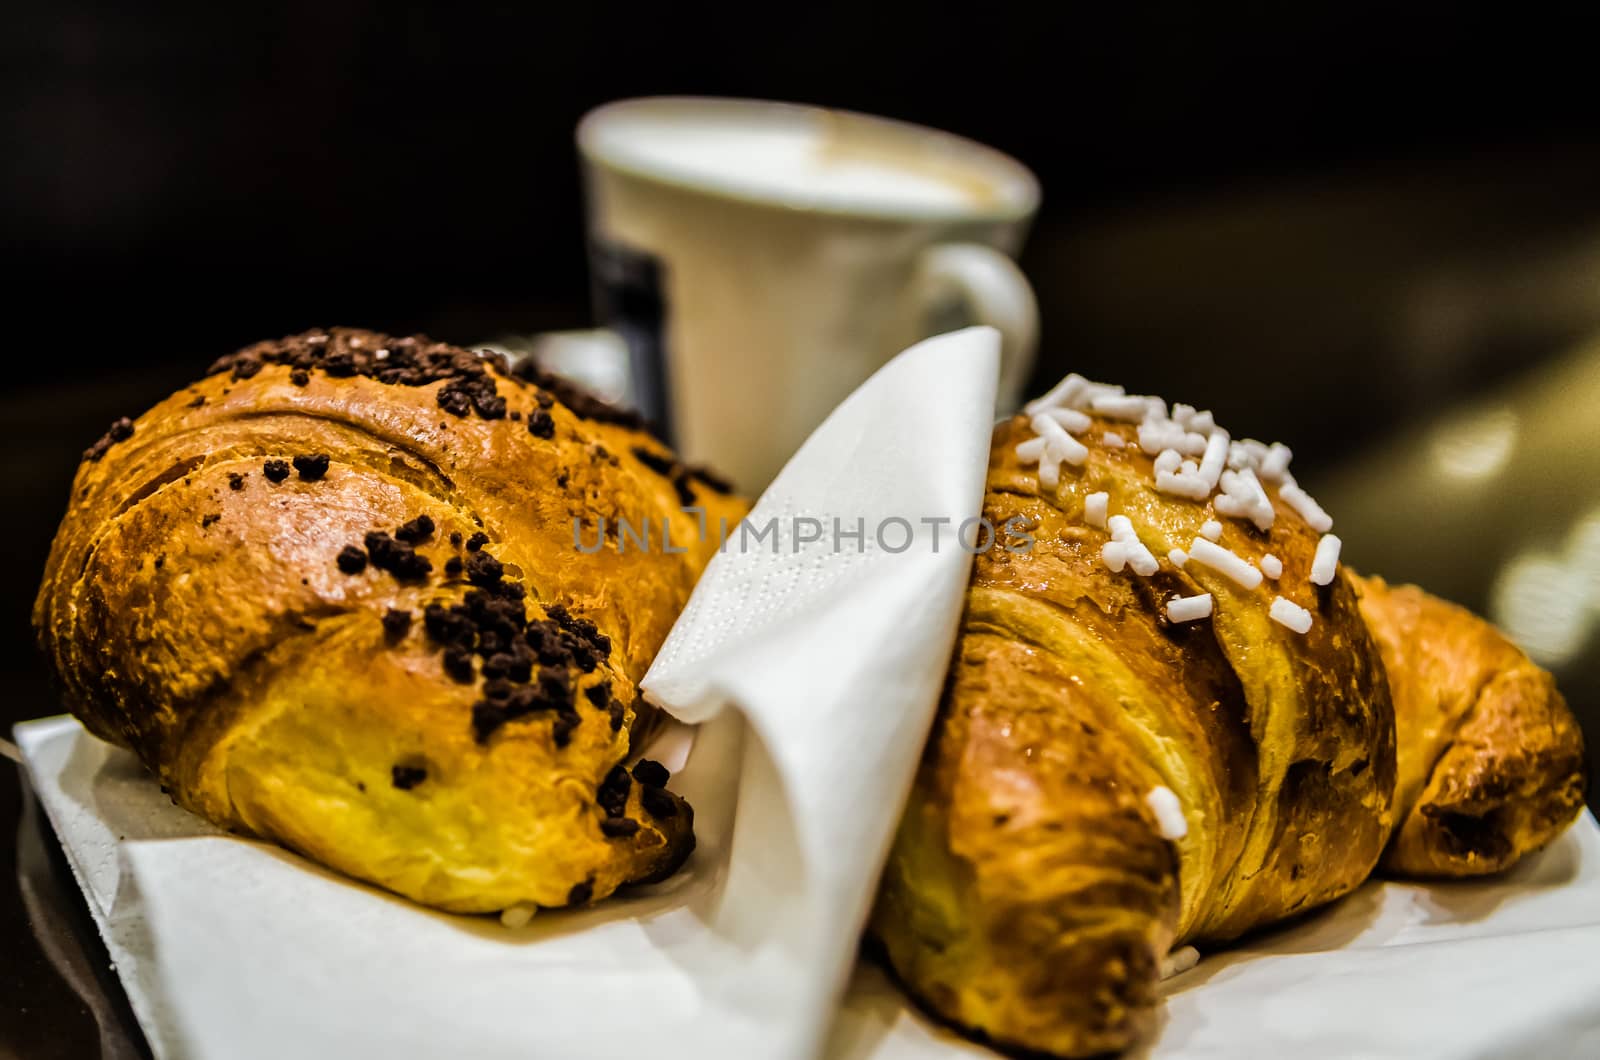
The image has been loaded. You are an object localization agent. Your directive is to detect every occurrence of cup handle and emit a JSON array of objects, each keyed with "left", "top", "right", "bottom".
[{"left": 909, "top": 243, "right": 1040, "bottom": 411}]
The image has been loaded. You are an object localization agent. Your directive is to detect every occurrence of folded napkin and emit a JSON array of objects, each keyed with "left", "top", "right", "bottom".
[{"left": 15, "top": 326, "right": 1003, "bottom": 1060}]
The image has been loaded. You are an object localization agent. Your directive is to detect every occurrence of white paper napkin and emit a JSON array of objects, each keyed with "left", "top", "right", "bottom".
[{"left": 14, "top": 326, "right": 1003, "bottom": 1060}]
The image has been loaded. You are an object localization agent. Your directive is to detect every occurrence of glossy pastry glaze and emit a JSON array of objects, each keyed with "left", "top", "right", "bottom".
[
  {"left": 34, "top": 328, "right": 746, "bottom": 914},
  {"left": 872, "top": 411, "right": 1397, "bottom": 1056},
  {"left": 1358, "top": 576, "right": 1587, "bottom": 876}
]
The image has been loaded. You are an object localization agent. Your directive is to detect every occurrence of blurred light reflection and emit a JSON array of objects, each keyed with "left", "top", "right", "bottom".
[
  {"left": 1428, "top": 404, "right": 1519, "bottom": 480},
  {"left": 1492, "top": 551, "right": 1593, "bottom": 666}
]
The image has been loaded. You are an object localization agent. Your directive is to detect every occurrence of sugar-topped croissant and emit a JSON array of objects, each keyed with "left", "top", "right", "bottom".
[
  {"left": 870, "top": 378, "right": 1587, "bottom": 1057},
  {"left": 34, "top": 328, "right": 745, "bottom": 914}
]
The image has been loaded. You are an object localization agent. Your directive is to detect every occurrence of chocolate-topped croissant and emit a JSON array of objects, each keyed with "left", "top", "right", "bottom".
[
  {"left": 34, "top": 328, "right": 745, "bottom": 914},
  {"left": 870, "top": 379, "right": 1586, "bottom": 1057}
]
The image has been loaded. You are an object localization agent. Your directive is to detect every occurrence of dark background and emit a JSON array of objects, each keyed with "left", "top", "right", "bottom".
[{"left": 5, "top": 5, "right": 1600, "bottom": 1056}]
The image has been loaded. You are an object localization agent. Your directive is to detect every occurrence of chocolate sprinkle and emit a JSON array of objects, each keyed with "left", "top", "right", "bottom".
[
  {"left": 552, "top": 709, "right": 580, "bottom": 748},
  {"left": 465, "top": 532, "right": 489, "bottom": 551},
  {"left": 514, "top": 359, "right": 648, "bottom": 432},
  {"left": 632, "top": 759, "right": 670, "bottom": 788},
  {"left": 336, "top": 545, "right": 367, "bottom": 574},
  {"left": 201, "top": 513, "right": 221, "bottom": 528},
  {"left": 395, "top": 514, "right": 435, "bottom": 543},
  {"left": 381, "top": 609, "right": 412, "bottom": 638},
  {"left": 186, "top": 394, "right": 206, "bottom": 408},
  {"left": 470, "top": 702, "right": 507, "bottom": 742},
  {"left": 628, "top": 443, "right": 733, "bottom": 507},
  {"left": 443, "top": 646, "right": 475, "bottom": 683},
  {"left": 610, "top": 701, "right": 626, "bottom": 731},
  {"left": 227, "top": 472, "right": 247, "bottom": 491},
  {"left": 631, "top": 446, "right": 676, "bottom": 477},
  {"left": 567, "top": 879, "right": 594, "bottom": 906},
  {"left": 527, "top": 409, "right": 555, "bottom": 439},
  {"left": 444, "top": 555, "right": 464, "bottom": 578},
  {"left": 293, "top": 453, "right": 330, "bottom": 481},
  {"left": 83, "top": 417, "right": 136, "bottom": 462},
  {"left": 583, "top": 681, "right": 611, "bottom": 709},
  {"left": 391, "top": 764, "right": 427, "bottom": 790},
  {"left": 203, "top": 328, "right": 640, "bottom": 431},
  {"left": 670, "top": 470, "right": 697, "bottom": 507},
  {"left": 687, "top": 464, "right": 735, "bottom": 495},
  {"left": 263, "top": 459, "right": 291, "bottom": 483},
  {"left": 465, "top": 550, "right": 503, "bottom": 587},
  {"left": 363, "top": 530, "right": 432, "bottom": 581},
  {"left": 597, "top": 765, "right": 632, "bottom": 818},
  {"left": 640, "top": 785, "right": 679, "bottom": 820},
  {"left": 600, "top": 817, "right": 640, "bottom": 838},
  {"left": 449, "top": 531, "right": 463, "bottom": 548},
  {"left": 423, "top": 603, "right": 475, "bottom": 646}
]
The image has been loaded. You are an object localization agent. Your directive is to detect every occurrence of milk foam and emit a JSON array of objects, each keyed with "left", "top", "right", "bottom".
[{"left": 590, "top": 110, "right": 996, "bottom": 211}]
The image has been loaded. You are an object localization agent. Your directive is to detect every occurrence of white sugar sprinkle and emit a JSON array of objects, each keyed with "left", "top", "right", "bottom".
[
  {"left": 1187, "top": 538, "right": 1263, "bottom": 589},
  {"left": 1018, "top": 372, "right": 1343, "bottom": 632},
  {"left": 1279, "top": 481, "right": 1333, "bottom": 532},
  {"left": 1031, "top": 413, "right": 1089, "bottom": 466},
  {"left": 1024, "top": 373, "right": 1090, "bottom": 415},
  {"left": 1156, "top": 470, "right": 1211, "bottom": 500},
  {"left": 1270, "top": 595, "right": 1314, "bottom": 634},
  {"left": 1126, "top": 542, "right": 1160, "bottom": 576},
  {"left": 1038, "top": 456, "right": 1061, "bottom": 491},
  {"left": 1145, "top": 785, "right": 1188, "bottom": 839},
  {"left": 1310, "top": 533, "right": 1342, "bottom": 585},
  {"left": 1106, "top": 513, "right": 1158, "bottom": 575},
  {"left": 500, "top": 902, "right": 539, "bottom": 928},
  {"left": 1091, "top": 393, "right": 1154, "bottom": 421},
  {"left": 1166, "top": 592, "right": 1213, "bottom": 623},
  {"left": 1161, "top": 946, "right": 1201, "bottom": 980},
  {"left": 1198, "top": 429, "right": 1230, "bottom": 490},
  {"left": 1041, "top": 407, "right": 1092, "bottom": 433},
  {"left": 1084, "top": 491, "right": 1109, "bottom": 528},
  {"left": 1217, "top": 467, "right": 1274, "bottom": 531},
  {"left": 1139, "top": 419, "right": 1182, "bottom": 455},
  {"left": 1260, "top": 441, "right": 1293, "bottom": 483}
]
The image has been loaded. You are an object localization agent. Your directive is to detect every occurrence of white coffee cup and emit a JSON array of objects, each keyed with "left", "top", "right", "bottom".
[{"left": 576, "top": 96, "right": 1040, "bottom": 490}]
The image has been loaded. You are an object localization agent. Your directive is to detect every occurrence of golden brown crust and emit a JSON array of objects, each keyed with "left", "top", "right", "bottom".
[
  {"left": 33, "top": 328, "right": 744, "bottom": 913},
  {"left": 1355, "top": 576, "right": 1588, "bottom": 877},
  {"left": 870, "top": 415, "right": 1395, "bottom": 1057}
]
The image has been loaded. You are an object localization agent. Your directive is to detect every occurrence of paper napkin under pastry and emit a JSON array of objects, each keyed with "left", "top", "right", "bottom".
[
  {"left": 16, "top": 323, "right": 1600, "bottom": 1059},
  {"left": 14, "top": 326, "right": 1004, "bottom": 1060}
]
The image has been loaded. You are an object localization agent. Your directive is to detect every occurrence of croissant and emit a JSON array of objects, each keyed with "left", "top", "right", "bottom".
[
  {"left": 33, "top": 328, "right": 745, "bottom": 914},
  {"left": 1358, "top": 575, "right": 1587, "bottom": 877},
  {"left": 870, "top": 388, "right": 1587, "bottom": 1056}
]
